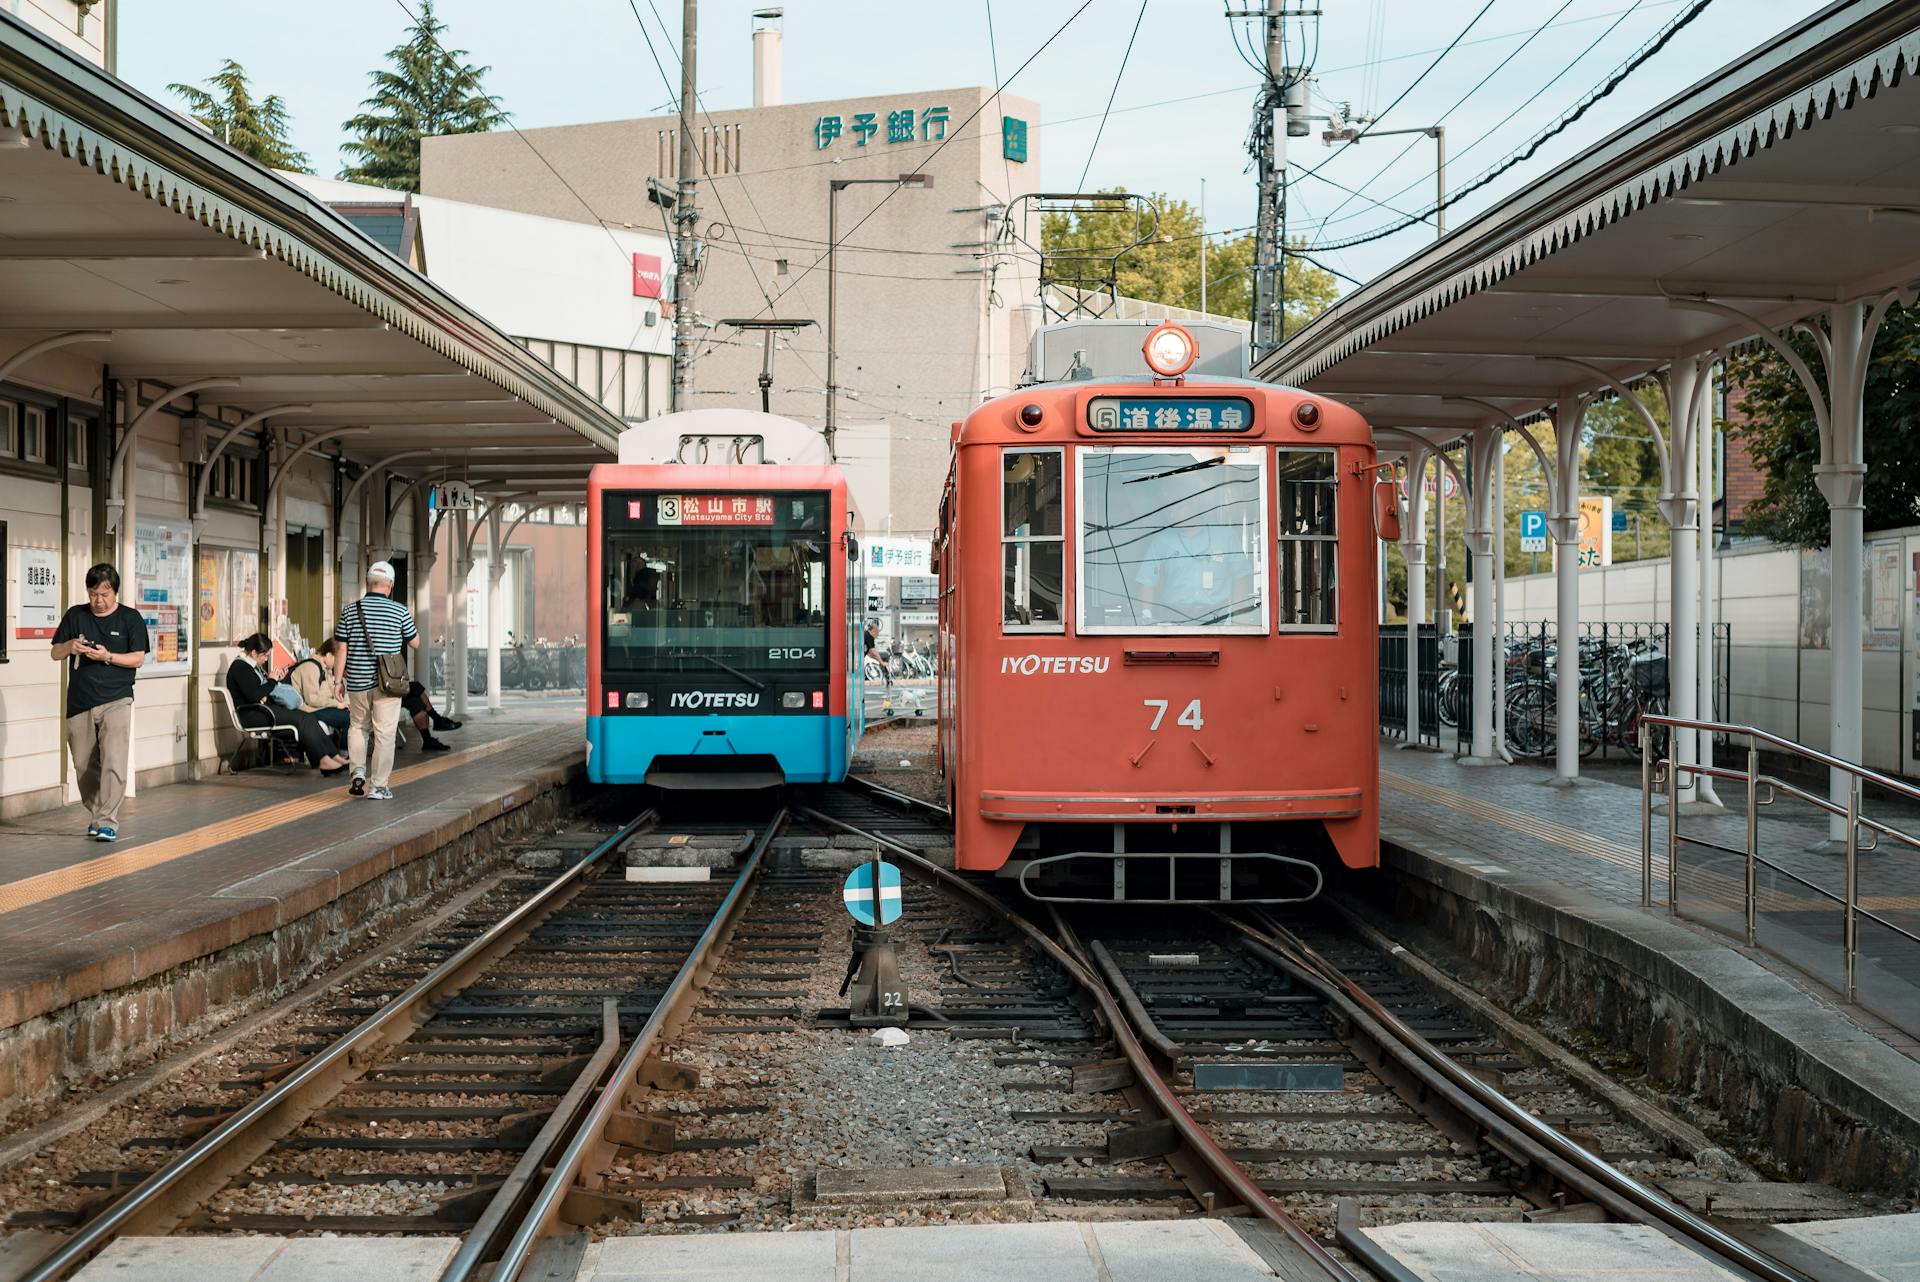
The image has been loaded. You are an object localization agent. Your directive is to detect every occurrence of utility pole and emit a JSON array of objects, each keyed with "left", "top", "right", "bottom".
[
  {"left": 1239, "top": 1, "right": 1310, "bottom": 362},
  {"left": 670, "top": 0, "right": 701, "bottom": 412}
]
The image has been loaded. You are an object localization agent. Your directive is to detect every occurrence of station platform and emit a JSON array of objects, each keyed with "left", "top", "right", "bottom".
[
  {"left": 1357, "top": 1212, "right": 1920, "bottom": 1281},
  {"left": 1374, "top": 740, "right": 1920, "bottom": 1197},
  {"left": 0, "top": 696, "right": 586, "bottom": 1112}
]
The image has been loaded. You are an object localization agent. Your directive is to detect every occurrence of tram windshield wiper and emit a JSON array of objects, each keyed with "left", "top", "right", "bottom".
[
  {"left": 1123, "top": 456, "right": 1223, "bottom": 485},
  {"left": 680, "top": 652, "right": 767, "bottom": 691}
]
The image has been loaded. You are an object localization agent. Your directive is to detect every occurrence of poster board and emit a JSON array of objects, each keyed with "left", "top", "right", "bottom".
[{"left": 135, "top": 517, "right": 192, "bottom": 673}]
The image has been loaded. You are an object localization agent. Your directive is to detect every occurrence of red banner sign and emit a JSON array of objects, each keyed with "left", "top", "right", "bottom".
[
  {"left": 632, "top": 252, "right": 664, "bottom": 299},
  {"left": 658, "top": 494, "right": 775, "bottom": 526}
]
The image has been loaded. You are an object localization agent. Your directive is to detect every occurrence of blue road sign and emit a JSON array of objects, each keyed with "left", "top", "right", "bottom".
[
  {"left": 1519, "top": 510, "right": 1547, "bottom": 553},
  {"left": 843, "top": 861, "right": 903, "bottom": 926},
  {"left": 1611, "top": 511, "right": 1629, "bottom": 533}
]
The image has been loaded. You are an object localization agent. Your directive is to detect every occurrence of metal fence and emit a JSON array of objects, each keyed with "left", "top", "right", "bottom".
[
  {"left": 1379, "top": 624, "right": 1441, "bottom": 747},
  {"left": 1385, "top": 621, "right": 1731, "bottom": 760},
  {"left": 430, "top": 642, "right": 587, "bottom": 696}
]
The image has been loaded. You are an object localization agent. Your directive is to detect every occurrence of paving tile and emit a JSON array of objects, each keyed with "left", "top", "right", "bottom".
[
  {"left": 1094, "top": 1219, "right": 1279, "bottom": 1282},
  {"left": 587, "top": 1229, "right": 838, "bottom": 1281},
  {"left": 252, "top": 1236, "right": 460, "bottom": 1282},
  {"left": 848, "top": 1222, "right": 1100, "bottom": 1282},
  {"left": 1363, "top": 1222, "right": 1743, "bottom": 1281},
  {"left": 1777, "top": 1212, "right": 1920, "bottom": 1281},
  {"left": 72, "top": 1236, "right": 287, "bottom": 1282}
]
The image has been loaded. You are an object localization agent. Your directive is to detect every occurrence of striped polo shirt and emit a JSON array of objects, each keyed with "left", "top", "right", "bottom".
[{"left": 334, "top": 593, "right": 418, "bottom": 693}]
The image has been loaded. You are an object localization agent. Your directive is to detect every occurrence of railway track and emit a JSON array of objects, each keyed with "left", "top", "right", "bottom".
[
  {"left": 6, "top": 803, "right": 786, "bottom": 1282},
  {"left": 827, "top": 775, "right": 1819, "bottom": 1282},
  {"left": 6, "top": 775, "right": 1831, "bottom": 1282}
]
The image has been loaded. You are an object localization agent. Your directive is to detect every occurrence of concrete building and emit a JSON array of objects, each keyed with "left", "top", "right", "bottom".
[
  {"left": 2, "top": 0, "right": 111, "bottom": 68},
  {"left": 421, "top": 58, "right": 1043, "bottom": 534}
]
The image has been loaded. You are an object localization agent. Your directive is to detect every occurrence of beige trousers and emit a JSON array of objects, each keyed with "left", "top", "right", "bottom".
[
  {"left": 347, "top": 689, "right": 403, "bottom": 788},
  {"left": 67, "top": 697, "right": 133, "bottom": 827}
]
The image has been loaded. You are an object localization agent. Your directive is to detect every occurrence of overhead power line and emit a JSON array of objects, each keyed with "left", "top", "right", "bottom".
[{"left": 1303, "top": 0, "right": 1715, "bottom": 252}]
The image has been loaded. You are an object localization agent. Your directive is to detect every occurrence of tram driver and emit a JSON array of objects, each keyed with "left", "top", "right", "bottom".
[{"left": 1134, "top": 523, "right": 1256, "bottom": 627}]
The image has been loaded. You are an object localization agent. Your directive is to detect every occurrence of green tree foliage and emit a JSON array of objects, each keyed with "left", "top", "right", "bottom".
[
  {"left": 1039, "top": 190, "right": 1339, "bottom": 335},
  {"left": 1729, "top": 305, "right": 1920, "bottom": 547},
  {"left": 168, "top": 60, "right": 311, "bottom": 173},
  {"left": 339, "top": 0, "right": 509, "bottom": 192}
]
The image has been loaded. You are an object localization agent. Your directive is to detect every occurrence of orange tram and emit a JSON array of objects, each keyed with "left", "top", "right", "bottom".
[{"left": 935, "top": 322, "right": 1385, "bottom": 904}]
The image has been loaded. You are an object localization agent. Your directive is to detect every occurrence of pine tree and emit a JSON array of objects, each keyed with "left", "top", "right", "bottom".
[
  {"left": 168, "top": 60, "right": 312, "bottom": 174},
  {"left": 339, "top": 0, "right": 509, "bottom": 193}
]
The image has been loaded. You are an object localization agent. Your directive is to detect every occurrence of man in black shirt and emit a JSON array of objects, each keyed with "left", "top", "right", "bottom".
[{"left": 50, "top": 563, "right": 149, "bottom": 842}]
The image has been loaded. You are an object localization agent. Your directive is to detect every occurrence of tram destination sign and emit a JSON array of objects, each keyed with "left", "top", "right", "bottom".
[
  {"left": 639, "top": 495, "right": 777, "bottom": 526},
  {"left": 1087, "top": 396, "right": 1254, "bottom": 433}
]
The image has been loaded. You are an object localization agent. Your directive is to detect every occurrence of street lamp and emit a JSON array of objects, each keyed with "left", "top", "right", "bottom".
[
  {"left": 826, "top": 172, "right": 932, "bottom": 460},
  {"left": 1322, "top": 119, "right": 1448, "bottom": 239}
]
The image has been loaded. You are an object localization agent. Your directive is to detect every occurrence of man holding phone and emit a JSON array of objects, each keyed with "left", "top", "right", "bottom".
[{"left": 50, "top": 563, "right": 149, "bottom": 843}]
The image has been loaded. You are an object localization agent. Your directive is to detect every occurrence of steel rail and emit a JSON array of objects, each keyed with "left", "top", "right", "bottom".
[
  {"left": 493, "top": 808, "right": 788, "bottom": 1281},
  {"left": 1225, "top": 911, "right": 1810, "bottom": 1282},
  {"left": 19, "top": 808, "right": 660, "bottom": 1282},
  {"left": 845, "top": 773, "right": 952, "bottom": 819},
  {"left": 792, "top": 802, "right": 1360, "bottom": 1282},
  {"left": 438, "top": 998, "right": 621, "bottom": 1282}
]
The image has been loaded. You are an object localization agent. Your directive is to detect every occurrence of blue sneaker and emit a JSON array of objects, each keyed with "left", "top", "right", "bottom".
[
  {"left": 86, "top": 823, "right": 100, "bottom": 838},
  {"left": 95, "top": 826, "right": 117, "bottom": 843}
]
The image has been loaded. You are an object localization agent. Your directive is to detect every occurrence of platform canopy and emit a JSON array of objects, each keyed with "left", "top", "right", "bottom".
[
  {"left": 1256, "top": 0, "right": 1920, "bottom": 812},
  {"left": 0, "top": 13, "right": 620, "bottom": 498},
  {"left": 1258, "top": 0, "right": 1920, "bottom": 427}
]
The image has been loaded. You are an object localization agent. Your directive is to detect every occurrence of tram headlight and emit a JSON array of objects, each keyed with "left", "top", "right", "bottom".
[
  {"left": 783, "top": 691, "right": 807, "bottom": 708},
  {"left": 1142, "top": 322, "right": 1198, "bottom": 378},
  {"left": 625, "top": 691, "right": 650, "bottom": 708}
]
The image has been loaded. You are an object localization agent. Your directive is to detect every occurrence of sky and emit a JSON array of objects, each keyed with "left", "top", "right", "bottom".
[{"left": 118, "top": 0, "right": 1831, "bottom": 302}]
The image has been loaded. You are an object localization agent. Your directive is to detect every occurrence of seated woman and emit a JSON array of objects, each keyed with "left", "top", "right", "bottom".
[
  {"left": 287, "top": 639, "right": 350, "bottom": 747},
  {"left": 227, "top": 633, "right": 349, "bottom": 774}
]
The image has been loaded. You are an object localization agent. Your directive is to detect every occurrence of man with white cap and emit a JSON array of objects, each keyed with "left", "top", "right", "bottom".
[{"left": 331, "top": 561, "right": 419, "bottom": 800}]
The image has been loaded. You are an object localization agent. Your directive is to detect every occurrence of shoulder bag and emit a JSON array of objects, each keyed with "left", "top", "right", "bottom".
[{"left": 355, "top": 598, "right": 413, "bottom": 697}]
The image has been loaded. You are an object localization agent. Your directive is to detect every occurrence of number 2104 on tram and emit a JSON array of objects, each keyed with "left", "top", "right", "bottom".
[{"left": 936, "top": 322, "right": 1388, "bottom": 903}]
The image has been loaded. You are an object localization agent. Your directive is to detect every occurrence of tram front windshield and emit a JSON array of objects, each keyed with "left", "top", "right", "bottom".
[{"left": 604, "top": 493, "right": 829, "bottom": 673}]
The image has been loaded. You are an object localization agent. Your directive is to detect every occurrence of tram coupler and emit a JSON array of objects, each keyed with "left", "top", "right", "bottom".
[{"left": 843, "top": 924, "right": 908, "bottom": 1027}]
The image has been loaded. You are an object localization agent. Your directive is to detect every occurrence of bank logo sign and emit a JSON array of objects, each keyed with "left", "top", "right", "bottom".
[
  {"left": 1003, "top": 116, "right": 1027, "bottom": 163},
  {"left": 815, "top": 104, "right": 949, "bottom": 150},
  {"left": 631, "top": 252, "right": 663, "bottom": 299}
]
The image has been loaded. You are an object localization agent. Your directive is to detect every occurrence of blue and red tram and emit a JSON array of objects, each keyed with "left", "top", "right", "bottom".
[{"left": 587, "top": 410, "right": 864, "bottom": 788}]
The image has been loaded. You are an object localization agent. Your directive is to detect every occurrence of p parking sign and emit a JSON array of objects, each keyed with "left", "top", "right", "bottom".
[{"left": 1519, "top": 510, "right": 1547, "bottom": 554}]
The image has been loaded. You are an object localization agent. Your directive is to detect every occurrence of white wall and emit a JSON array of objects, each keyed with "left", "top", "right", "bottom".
[{"left": 1499, "top": 533, "right": 1920, "bottom": 777}]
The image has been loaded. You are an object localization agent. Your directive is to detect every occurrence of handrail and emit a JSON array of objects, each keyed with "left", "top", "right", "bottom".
[
  {"left": 1645, "top": 713, "right": 1920, "bottom": 808},
  {"left": 1639, "top": 714, "right": 1920, "bottom": 1008}
]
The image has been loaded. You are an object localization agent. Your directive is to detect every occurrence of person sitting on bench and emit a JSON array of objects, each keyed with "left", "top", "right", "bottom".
[
  {"left": 227, "top": 633, "right": 349, "bottom": 774},
  {"left": 400, "top": 680, "right": 458, "bottom": 752},
  {"left": 288, "top": 639, "right": 350, "bottom": 748}
]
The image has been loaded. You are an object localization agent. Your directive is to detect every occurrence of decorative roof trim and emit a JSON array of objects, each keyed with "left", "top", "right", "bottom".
[
  {"left": 1263, "top": 4, "right": 1920, "bottom": 388},
  {"left": 0, "top": 20, "right": 625, "bottom": 453}
]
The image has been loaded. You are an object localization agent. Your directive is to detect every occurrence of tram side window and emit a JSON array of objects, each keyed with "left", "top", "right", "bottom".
[
  {"left": 1002, "top": 448, "right": 1064, "bottom": 631},
  {"left": 1276, "top": 449, "right": 1337, "bottom": 629}
]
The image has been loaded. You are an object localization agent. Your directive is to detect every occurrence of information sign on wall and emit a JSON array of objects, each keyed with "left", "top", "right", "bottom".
[
  {"left": 899, "top": 575, "right": 939, "bottom": 604},
  {"left": 135, "top": 517, "right": 192, "bottom": 672},
  {"left": 15, "top": 544, "right": 59, "bottom": 639},
  {"left": 1003, "top": 115, "right": 1028, "bottom": 163}
]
